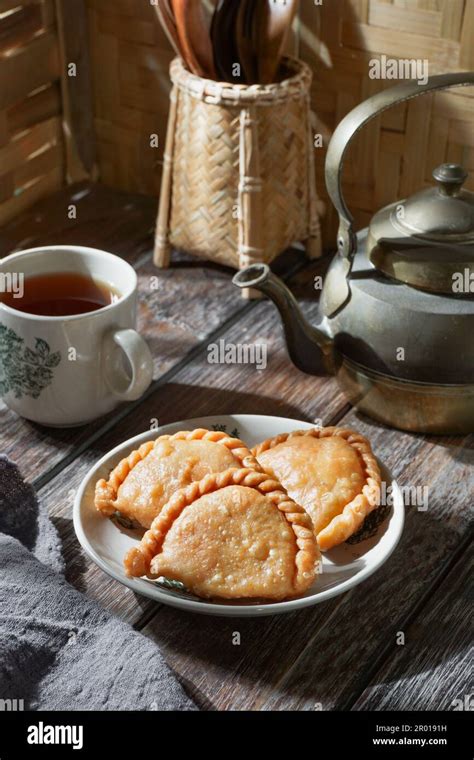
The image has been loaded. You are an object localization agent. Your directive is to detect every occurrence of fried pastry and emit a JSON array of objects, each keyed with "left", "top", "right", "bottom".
[
  {"left": 124, "top": 468, "right": 319, "bottom": 601},
  {"left": 95, "top": 429, "right": 261, "bottom": 529},
  {"left": 253, "top": 427, "right": 381, "bottom": 551}
]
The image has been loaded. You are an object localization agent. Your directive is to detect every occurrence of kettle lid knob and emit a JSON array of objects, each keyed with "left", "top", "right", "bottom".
[
  {"left": 432, "top": 163, "right": 468, "bottom": 196},
  {"left": 368, "top": 160, "right": 474, "bottom": 294}
]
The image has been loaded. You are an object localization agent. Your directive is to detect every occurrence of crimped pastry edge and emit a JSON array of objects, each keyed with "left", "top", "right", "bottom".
[
  {"left": 124, "top": 466, "right": 320, "bottom": 597},
  {"left": 252, "top": 427, "right": 382, "bottom": 551},
  {"left": 94, "top": 428, "right": 262, "bottom": 518}
]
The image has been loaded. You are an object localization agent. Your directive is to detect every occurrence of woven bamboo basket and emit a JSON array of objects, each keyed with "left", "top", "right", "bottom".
[{"left": 154, "top": 56, "right": 322, "bottom": 293}]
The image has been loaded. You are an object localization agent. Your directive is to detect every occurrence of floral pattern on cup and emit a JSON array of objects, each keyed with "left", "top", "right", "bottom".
[{"left": 0, "top": 324, "right": 61, "bottom": 400}]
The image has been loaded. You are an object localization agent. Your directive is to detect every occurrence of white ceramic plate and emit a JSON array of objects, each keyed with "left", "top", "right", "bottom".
[{"left": 74, "top": 415, "right": 404, "bottom": 617}]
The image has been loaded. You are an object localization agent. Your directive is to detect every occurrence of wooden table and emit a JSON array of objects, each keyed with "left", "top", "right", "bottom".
[{"left": 1, "top": 183, "right": 472, "bottom": 712}]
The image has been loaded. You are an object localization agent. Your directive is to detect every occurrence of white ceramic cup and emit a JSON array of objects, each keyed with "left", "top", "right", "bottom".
[{"left": 0, "top": 246, "right": 153, "bottom": 427}]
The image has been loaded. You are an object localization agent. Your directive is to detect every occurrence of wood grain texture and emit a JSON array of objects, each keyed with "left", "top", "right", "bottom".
[
  {"left": 0, "top": 2, "right": 65, "bottom": 224},
  {"left": 353, "top": 542, "right": 474, "bottom": 711},
  {"left": 0, "top": 30, "right": 60, "bottom": 109},
  {"left": 0, "top": 181, "right": 154, "bottom": 258}
]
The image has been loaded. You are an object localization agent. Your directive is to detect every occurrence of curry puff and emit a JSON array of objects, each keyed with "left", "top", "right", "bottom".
[
  {"left": 95, "top": 429, "right": 261, "bottom": 529},
  {"left": 253, "top": 427, "right": 381, "bottom": 551},
  {"left": 124, "top": 468, "right": 320, "bottom": 601}
]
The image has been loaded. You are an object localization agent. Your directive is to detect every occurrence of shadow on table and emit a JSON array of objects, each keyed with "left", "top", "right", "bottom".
[{"left": 350, "top": 409, "right": 474, "bottom": 464}]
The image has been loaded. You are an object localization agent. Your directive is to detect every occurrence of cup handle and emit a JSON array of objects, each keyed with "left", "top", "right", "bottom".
[{"left": 103, "top": 328, "right": 153, "bottom": 401}]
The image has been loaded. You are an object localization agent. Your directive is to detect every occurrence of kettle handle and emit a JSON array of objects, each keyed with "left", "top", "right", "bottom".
[{"left": 325, "top": 71, "right": 474, "bottom": 263}]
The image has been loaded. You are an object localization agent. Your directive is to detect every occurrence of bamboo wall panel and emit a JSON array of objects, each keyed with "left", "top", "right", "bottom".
[
  {"left": 0, "top": 0, "right": 64, "bottom": 225},
  {"left": 86, "top": 0, "right": 173, "bottom": 195},
  {"left": 87, "top": 0, "right": 474, "bottom": 248},
  {"left": 301, "top": 0, "right": 474, "bottom": 244}
]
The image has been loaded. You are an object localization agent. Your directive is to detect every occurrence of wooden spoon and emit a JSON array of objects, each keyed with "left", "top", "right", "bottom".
[
  {"left": 170, "top": 0, "right": 217, "bottom": 78},
  {"left": 254, "top": 0, "right": 298, "bottom": 84},
  {"left": 235, "top": 0, "right": 258, "bottom": 84},
  {"left": 211, "top": 0, "right": 245, "bottom": 83},
  {"left": 152, "top": 0, "right": 183, "bottom": 60}
]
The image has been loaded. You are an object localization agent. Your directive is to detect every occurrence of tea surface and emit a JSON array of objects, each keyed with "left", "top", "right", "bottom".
[{"left": 0, "top": 272, "right": 120, "bottom": 316}]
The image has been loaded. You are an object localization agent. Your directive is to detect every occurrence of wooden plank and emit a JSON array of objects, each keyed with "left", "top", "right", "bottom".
[
  {"left": 399, "top": 94, "right": 432, "bottom": 198},
  {"left": 119, "top": 62, "right": 160, "bottom": 90},
  {"left": 87, "top": 0, "right": 148, "bottom": 17},
  {"left": 352, "top": 76, "right": 381, "bottom": 196},
  {"left": 0, "top": 181, "right": 154, "bottom": 257},
  {"left": 54, "top": 0, "right": 96, "bottom": 179},
  {"left": 95, "top": 8, "right": 161, "bottom": 46},
  {"left": 7, "top": 82, "right": 61, "bottom": 136},
  {"left": 38, "top": 290, "right": 347, "bottom": 622},
  {"left": 0, "top": 167, "right": 62, "bottom": 225},
  {"left": 441, "top": 0, "right": 465, "bottom": 40},
  {"left": 139, "top": 412, "right": 473, "bottom": 710},
  {"left": 374, "top": 148, "right": 401, "bottom": 207},
  {"left": 449, "top": 117, "right": 474, "bottom": 147},
  {"left": 94, "top": 118, "right": 141, "bottom": 148},
  {"left": 433, "top": 89, "right": 474, "bottom": 123},
  {"left": 445, "top": 141, "right": 472, "bottom": 172},
  {"left": 119, "top": 80, "right": 169, "bottom": 115},
  {"left": 380, "top": 102, "right": 407, "bottom": 132},
  {"left": 40, "top": 0, "right": 57, "bottom": 30},
  {"left": 88, "top": 29, "right": 120, "bottom": 118},
  {"left": 93, "top": 99, "right": 166, "bottom": 134},
  {"left": 341, "top": 21, "right": 460, "bottom": 67},
  {"left": 460, "top": 0, "right": 474, "bottom": 69},
  {"left": 0, "top": 3, "right": 42, "bottom": 54},
  {"left": 0, "top": 0, "right": 41, "bottom": 11},
  {"left": 0, "top": 169, "right": 13, "bottom": 203},
  {"left": 0, "top": 32, "right": 60, "bottom": 109},
  {"left": 379, "top": 129, "right": 404, "bottom": 154},
  {"left": 353, "top": 542, "right": 474, "bottom": 710},
  {"left": 0, "top": 116, "right": 61, "bottom": 175},
  {"left": 117, "top": 37, "right": 169, "bottom": 73},
  {"left": 0, "top": 109, "right": 7, "bottom": 146},
  {"left": 463, "top": 146, "right": 474, "bottom": 170},
  {"left": 368, "top": 2, "right": 442, "bottom": 38},
  {"left": 12, "top": 142, "right": 63, "bottom": 190}
]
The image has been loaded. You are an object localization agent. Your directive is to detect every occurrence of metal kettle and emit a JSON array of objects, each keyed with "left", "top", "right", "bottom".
[{"left": 233, "top": 72, "right": 474, "bottom": 434}]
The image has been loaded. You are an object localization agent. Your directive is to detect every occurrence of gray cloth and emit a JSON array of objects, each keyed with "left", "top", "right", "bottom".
[{"left": 0, "top": 456, "right": 197, "bottom": 711}]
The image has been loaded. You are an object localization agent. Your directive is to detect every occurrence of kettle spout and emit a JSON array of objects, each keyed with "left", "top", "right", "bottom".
[{"left": 233, "top": 264, "right": 335, "bottom": 376}]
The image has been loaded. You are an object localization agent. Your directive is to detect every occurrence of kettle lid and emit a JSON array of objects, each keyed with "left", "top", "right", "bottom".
[{"left": 368, "top": 163, "right": 474, "bottom": 294}]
